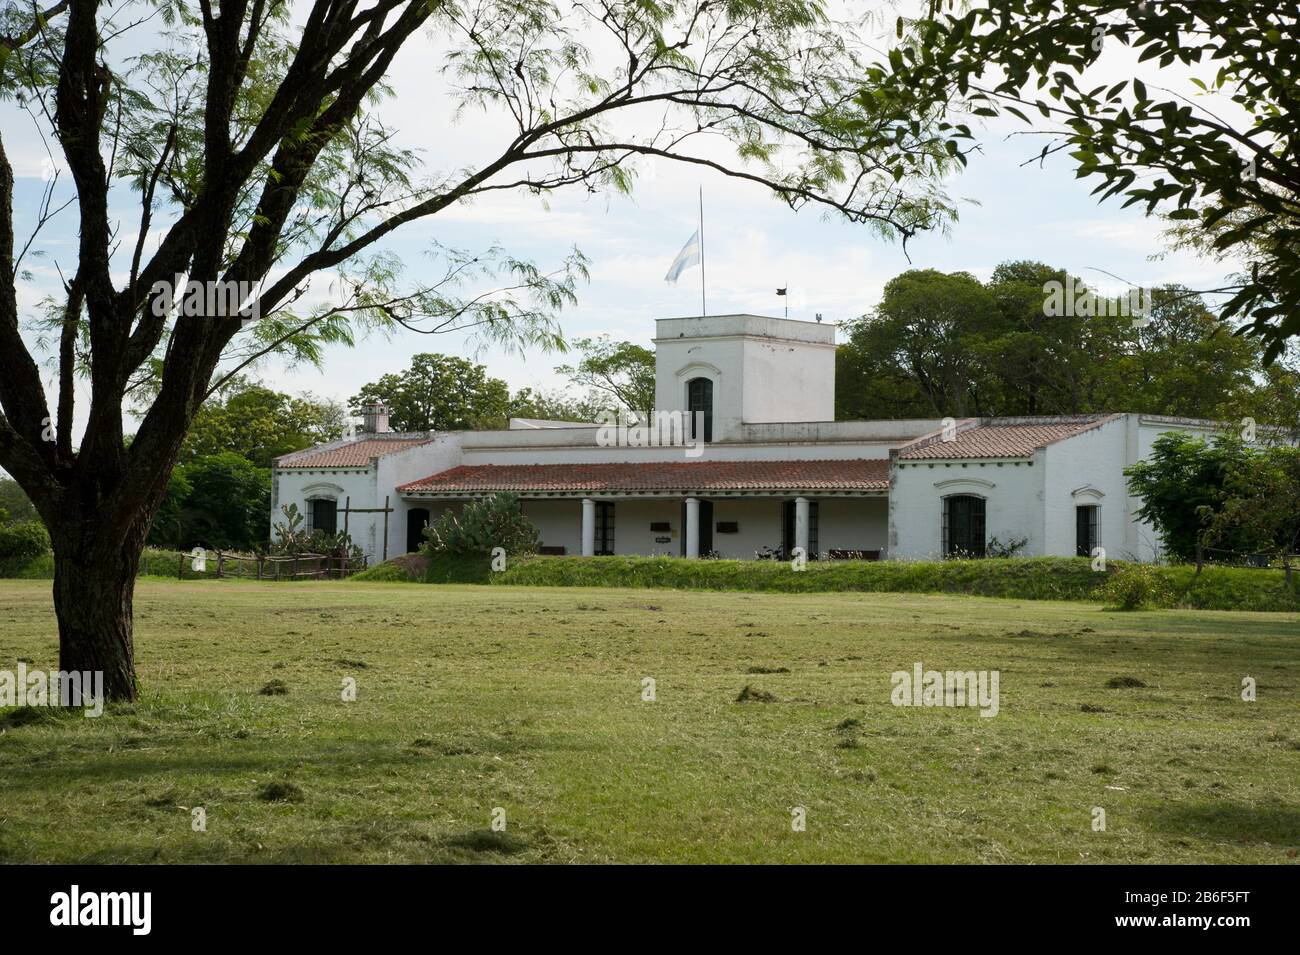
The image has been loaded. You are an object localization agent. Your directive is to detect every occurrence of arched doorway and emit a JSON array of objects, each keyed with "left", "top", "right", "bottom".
[{"left": 406, "top": 507, "right": 431, "bottom": 554}]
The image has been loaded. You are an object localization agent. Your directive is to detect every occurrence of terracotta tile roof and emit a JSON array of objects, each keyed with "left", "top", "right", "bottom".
[
  {"left": 897, "top": 415, "right": 1120, "bottom": 460},
  {"left": 277, "top": 437, "right": 432, "bottom": 469},
  {"left": 398, "top": 459, "right": 890, "bottom": 494}
]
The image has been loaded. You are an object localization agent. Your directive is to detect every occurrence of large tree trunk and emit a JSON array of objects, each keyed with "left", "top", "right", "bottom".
[{"left": 48, "top": 510, "right": 152, "bottom": 703}]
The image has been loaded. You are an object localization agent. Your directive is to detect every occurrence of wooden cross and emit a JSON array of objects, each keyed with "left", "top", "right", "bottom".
[{"left": 339, "top": 495, "right": 395, "bottom": 561}]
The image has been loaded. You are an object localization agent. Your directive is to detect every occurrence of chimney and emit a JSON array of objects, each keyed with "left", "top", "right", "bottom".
[{"left": 360, "top": 402, "right": 391, "bottom": 434}]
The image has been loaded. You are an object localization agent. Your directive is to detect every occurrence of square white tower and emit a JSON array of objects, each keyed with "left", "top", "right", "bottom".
[{"left": 652, "top": 314, "right": 837, "bottom": 441}]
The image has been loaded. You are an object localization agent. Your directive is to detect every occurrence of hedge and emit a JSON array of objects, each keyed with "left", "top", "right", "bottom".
[{"left": 460, "top": 555, "right": 1300, "bottom": 612}]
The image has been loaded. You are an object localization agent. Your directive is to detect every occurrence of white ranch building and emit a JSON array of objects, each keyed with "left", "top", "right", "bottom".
[{"left": 271, "top": 313, "right": 1235, "bottom": 565}]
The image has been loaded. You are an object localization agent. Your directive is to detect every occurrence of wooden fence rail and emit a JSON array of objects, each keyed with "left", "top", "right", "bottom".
[{"left": 150, "top": 550, "right": 362, "bottom": 581}]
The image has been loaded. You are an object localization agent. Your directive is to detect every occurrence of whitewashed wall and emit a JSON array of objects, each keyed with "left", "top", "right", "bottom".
[
  {"left": 521, "top": 500, "right": 583, "bottom": 555},
  {"left": 889, "top": 458, "right": 1044, "bottom": 559},
  {"left": 605, "top": 500, "right": 678, "bottom": 555},
  {"left": 885, "top": 414, "right": 1264, "bottom": 562},
  {"left": 1040, "top": 417, "right": 1130, "bottom": 560},
  {"left": 708, "top": 498, "right": 782, "bottom": 557},
  {"left": 271, "top": 467, "right": 378, "bottom": 555},
  {"left": 378, "top": 435, "right": 462, "bottom": 558},
  {"left": 818, "top": 498, "right": 890, "bottom": 556},
  {"left": 1122, "top": 416, "right": 1256, "bottom": 561},
  {"left": 740, "top": 336, "right": 836, "bottom": 427}
]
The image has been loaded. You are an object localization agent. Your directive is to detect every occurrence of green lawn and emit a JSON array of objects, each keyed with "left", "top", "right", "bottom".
[{"left": 1, "top": 579, "right": 1297, "bottom": 863}]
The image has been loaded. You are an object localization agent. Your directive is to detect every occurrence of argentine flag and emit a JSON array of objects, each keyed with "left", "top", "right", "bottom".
[{"left": 664, "top": 230, "right": 701, "bottom": 284}]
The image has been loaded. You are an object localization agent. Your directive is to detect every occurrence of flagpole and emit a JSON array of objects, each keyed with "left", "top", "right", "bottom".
[{"left": 698, "top": 186, "right": 706, "bottom": 317}]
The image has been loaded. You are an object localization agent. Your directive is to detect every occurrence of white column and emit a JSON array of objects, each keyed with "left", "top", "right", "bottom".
[
  {"left": 795, "top": 496, "right": 810, "bottom": 556},
  {"left": 581, "top": 498, "right": 596, "bottom": 557},
  {"left": 685, "top": 497, "right": 700, "bottom": 558}
]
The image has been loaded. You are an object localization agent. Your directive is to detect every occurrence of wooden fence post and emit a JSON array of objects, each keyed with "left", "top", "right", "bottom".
[
  {"left": 1195, "top": 542, "right": 1203, "bottom": 576},
  {"left": 178, "top": 552, "right": 184, "bottom": 580}
]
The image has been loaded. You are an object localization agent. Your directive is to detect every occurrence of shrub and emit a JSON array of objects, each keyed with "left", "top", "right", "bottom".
[
  {"left": 986, "top": 535, "right": 1029, "bottom": 558},
  {"left": 1098, "top": 563, "right": 1171, "bottom": 610},
  {"left": 423, "top": 492, "right": 540, "bottom": 558},
  {"left": 0, "top": 521, "right": 50, "bottom": 562},
  {"left": 268, "top": 503, "right": 364, "bottom": 566}
]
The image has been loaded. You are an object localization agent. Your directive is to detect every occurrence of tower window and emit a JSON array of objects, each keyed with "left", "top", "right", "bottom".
[{"left": 687, "top": 377, "right": 714, "bottom": 443}]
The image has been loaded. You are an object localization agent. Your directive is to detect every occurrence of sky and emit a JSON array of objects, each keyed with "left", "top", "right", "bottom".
[{"left": 4, "top": 1, "right": 1247, "bottom": 437}]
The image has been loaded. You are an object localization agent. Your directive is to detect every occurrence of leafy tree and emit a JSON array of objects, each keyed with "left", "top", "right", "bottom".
[
  {"left": 554, "top": 337, "right": 656, "bottom": 415},
  {"left": 506, "top": 387, "right": 598, "bottom": 423},
  {"left": 979, "top": 261, "right": 1129, "bottom": 416},
  {"left": 875, "top": 1, "right": 1300, "bottom": 359},
  {"left": 172, "top": 453, "right": 271, "bottom": 551},
  {"left": 1122, "top": 433, "right": 1300, "bottom": 562},
  {"left": 1200, "top": 444, "right": 1300, "bottom": 558},
  {"left": 836, "top": 263, "right": 1275, "bottom": 422},
  {"left": 181, "top": 379, "right": 345, "bottom": 468},
  {"left": 0, "top": 520, "right": 51, "bottom": 562},
  {"left": 1125, "top": 434, "right": 1237, "bottom": 561},
  {"left": 1225, "top": 345, "right": 1300, "bottom": 441},
  {"left": 0, "top": 0, "right": 962, "bottom": 699},
  {"left": 1116, "top": 289, "right": 1260, "bottom": 419},
  {"left": 836, "top": 269, "right": 1002, "bottom": 418},
  {"left": 350, "top": 354, "right": 513, "bottom": 431}
]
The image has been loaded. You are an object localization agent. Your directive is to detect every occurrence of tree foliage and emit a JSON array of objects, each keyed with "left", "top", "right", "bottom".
[
  {"left": 554, "top": 336, "right": 656, "bottom": 415},
  {"left": 1125, "top": 433, "right": 1300, "bottom": 562},
  {"left": 150, "top": 451, "right": 270, "bottom": 550},
  {"left": 836, "top": 262, "right": 1274, "bottom": 422},
  {"left": 180, "top": 378, "right": 345, "bottom": 468},
  {"left": 349, "top": 353, "right": 513, "bottom": 431},
  {"left": 504, "top": 386, "right": 598, "bottom": 423},
  {"left": 874, "top": 1, "right": 1300, "bottom": 359}
]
